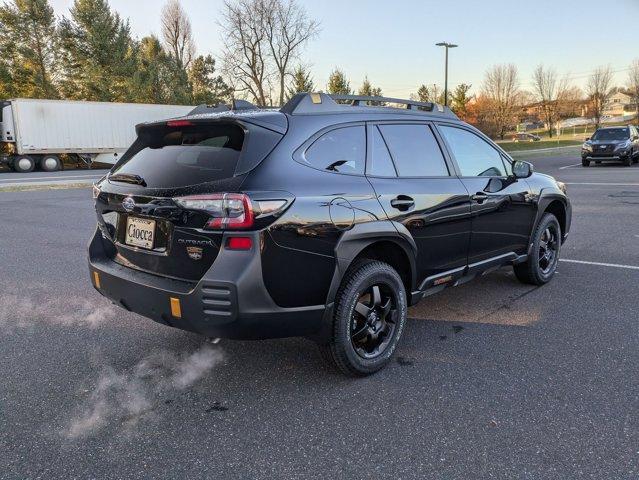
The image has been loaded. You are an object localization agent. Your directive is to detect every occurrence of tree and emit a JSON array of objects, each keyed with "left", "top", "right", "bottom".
[
  {"left": 59, "top": 0, "right": 136, "bottom": 101},
  {"left": 481, "top": 64, "right": 521, "bottom": 139},
  {"left": 451, "top": 83, "right": 473, "bottom": 119},
  {"left": 412, "top": 84, "right": 445, "bottom": 104},
  {"left": 531, "top": 65, "right": 570, "bottom": 138},
  {"left": 628, "top": 59, "right": 639, "bottom": 126},
  {"left": 358, "top": 76, "right": 383, "bottom": 105},
  {"left": 188, "top": 54, "right": 233, "bottom": 105},
  {"left": 220, "top": 0, "right": 271, "bottom": 106},
  {"left": 264, "top": 0, "right": 319, "bottom": 106},
  {"left": 0, "top": 0, "right": 58, "bottom": 98},
  {"left": 326, "top": 68, "right": 351, "bottom": 95},
  {"left": 286, "top": 64, "right": 314, "bottom": 99},
  {"left": 586, "top": 66, "right": 613, "bottom": 129},
  {"left": 161, "top": 0, "right": 194, "bottom": 70}
]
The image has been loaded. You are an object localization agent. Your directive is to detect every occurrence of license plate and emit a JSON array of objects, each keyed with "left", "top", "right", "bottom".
[{"left": 125, "top": 216, "right": 156, "bottom": 249}]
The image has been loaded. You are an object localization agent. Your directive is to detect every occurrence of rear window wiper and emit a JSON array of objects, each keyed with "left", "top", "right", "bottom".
[{"left": 108, "top": 173, "right": 147, "bottom": 187}]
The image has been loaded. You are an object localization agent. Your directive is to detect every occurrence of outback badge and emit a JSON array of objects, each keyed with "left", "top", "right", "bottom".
[{"left": 186, "top": 246, "right": 203, "bottom": 260}]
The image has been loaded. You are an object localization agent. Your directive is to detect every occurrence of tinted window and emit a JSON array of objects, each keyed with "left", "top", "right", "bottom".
[
  {"left": 591, "top": 128, "right": 629, "bottom": 141},
  {"left": 304, "top": 126, "right": 365, "bottom": 174},
  {"left": 377, "top": 124, "right": 449, "bottom": 177},
  {"left": 369, "top": 126, "right": 397, "bottom": 177},
  {"left": 111, "top": 123, "right": 244, "bottom": 188},
  {"left": 439, "top": 126, "right": 507, "bottom": 177}
]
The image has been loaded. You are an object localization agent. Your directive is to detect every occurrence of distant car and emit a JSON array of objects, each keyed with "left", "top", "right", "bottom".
[
  {"left": 513, "top": 133, "right": 541, "bottom": 142},
  {"left": 581, "top": 125, "right": 639, "bottom": 167}
]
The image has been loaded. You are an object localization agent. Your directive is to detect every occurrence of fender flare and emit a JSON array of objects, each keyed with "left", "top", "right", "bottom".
[
  {"left": 325, "top": 220, "right": 417, "bottom": 307},
  {"left": 528, "top": 188, "right": 569, "bottom": 253}
]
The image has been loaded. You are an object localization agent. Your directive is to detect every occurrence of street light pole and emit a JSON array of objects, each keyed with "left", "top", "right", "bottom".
[{"left": 435, "top": 42, "right": 458, "bottom": 107}]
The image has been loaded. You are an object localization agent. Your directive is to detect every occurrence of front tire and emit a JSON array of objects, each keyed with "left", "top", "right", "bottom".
[
  {"left": 319, "top": 260, "right": 407, "bottom": 376},
  {"left": 514, "top": 213, "right": 561, "bottom": 286},
  {"left": 623, "top": 155, "right": 632, "bottom": 167},
  {"left": 582, "top": 158, "right": 590, "bottom": 167}
]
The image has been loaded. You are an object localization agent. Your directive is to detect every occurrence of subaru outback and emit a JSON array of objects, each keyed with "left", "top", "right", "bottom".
[{"left": 89, "top": 93, "right": 571, "bottom": 376}]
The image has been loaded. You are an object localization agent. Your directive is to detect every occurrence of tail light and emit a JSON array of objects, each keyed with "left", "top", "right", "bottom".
[{"left": 174, "top": 193, "right": 254, "bottom": 230}]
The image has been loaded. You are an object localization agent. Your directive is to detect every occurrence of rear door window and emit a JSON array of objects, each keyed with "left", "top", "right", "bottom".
[
  {"left": 302, "top": 126, "right": 366, "bottom": 174},
  {"left": 111, "top": 123, "right": 244, "bottom": 188},
  {"left": 438, "top": 125, "right": 508, "bottom": 177},
  {"left": 377, "top": 124, "right": 449, "bottom": 177}
]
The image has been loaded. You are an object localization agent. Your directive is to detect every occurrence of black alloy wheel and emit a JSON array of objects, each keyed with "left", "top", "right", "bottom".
[{"left": 350, "top": 283, "right": 399, "bottom": 359}]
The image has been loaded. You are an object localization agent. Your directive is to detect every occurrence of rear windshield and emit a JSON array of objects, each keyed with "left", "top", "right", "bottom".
[
  {"left": 591, "top": 128, "right": 629, "bottom": 141},
  {"left": 111, "top": 123, "right": 245, "bottom": 188}
]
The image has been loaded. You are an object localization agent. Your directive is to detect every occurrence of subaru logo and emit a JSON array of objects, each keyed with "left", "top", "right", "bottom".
[{"left": 122, "top": 197, "right": 136, "bottom": 211}]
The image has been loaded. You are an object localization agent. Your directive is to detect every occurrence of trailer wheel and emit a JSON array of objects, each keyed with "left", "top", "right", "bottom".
[
  {"left": 40, "top": 155, "right": 62, "bottom": 172},
  {"left": 13, "top": 156, "right": 36, "bottom": 173}
]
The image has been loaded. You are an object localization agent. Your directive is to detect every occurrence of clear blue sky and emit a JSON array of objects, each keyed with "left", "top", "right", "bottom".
[{"left": 50, "top": 0, "right": 639, "bottom": 96}]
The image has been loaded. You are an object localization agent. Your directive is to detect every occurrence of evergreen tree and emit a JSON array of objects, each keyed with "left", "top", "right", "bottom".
[
  {"left": 451, "top": 83, "right": 473, "bottom": 118},
  {"left": 358, "top": 76, "right": 383, "bottom": 105},
  {"left": 286, "top": 65, "right": 314, "bottom": 100},
  {"left": 0, "top": 0, "right": 58, "bottom": 98},
  {"left": 130, "top": 36, "right": 170, "bottom": 104},
  {"left": 188, "top": 55, "right": 233, "bottom": 105},
  {"left": 415, "top": 84, "right": 430, "bottom": 102},
  {"left": 327, "top": 68, "right": 351, "bottom": 95},
  {"left": 59, "top": 0, "right": 136, "bottom": 101}
]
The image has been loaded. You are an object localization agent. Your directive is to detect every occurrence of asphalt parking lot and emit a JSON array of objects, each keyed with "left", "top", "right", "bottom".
[{"left": 1, "top": 152, "right": 638, "bottom": 479}]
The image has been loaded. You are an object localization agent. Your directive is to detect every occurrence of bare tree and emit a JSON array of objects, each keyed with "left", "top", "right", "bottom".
[
  {"left": 161, "top": 0, "right": 195, "bottom": 69},
  {"left": 264, "top": 0, "right": 319, "bottom": 106},
  {"left": 586, "top": 66, "right": 613, "bottom": 129},
  {"left": 220, "top": 0, "right": 270, "bottom": 106},
  {"left": 628, "top": 59, "right": 639, "bottom": 126},
  {"left": 482, "top": 64, "right": 521, "bottom": 139},
  {"left": 531, "top": 65, "right": 570, "bottom": 138}
]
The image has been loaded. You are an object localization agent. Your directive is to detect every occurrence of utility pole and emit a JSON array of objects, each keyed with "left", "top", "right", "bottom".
[{"left": 435, "top": 42, "right": 458, "bottom": 107}]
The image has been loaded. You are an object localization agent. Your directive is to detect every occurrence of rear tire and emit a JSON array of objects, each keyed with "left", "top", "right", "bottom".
[
  {"left": 13, "top": 155, "right": 35, "bottom": 173},
  {"left": 319, "top": 260, "right": 407, "bottom": 376},
  {"left": 40, "top": 155, "right": 62, "bottom": 172},
  {"left": 581, "top": 158, "right": 590, "bottom": 167},
  {"left": 514, "top": 213, "right": 561, "bottom": 286}
]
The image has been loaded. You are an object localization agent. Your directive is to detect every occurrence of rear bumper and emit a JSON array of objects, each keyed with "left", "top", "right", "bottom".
[{"left": 88, "top": 228, "right": 328, "bottom": 340}]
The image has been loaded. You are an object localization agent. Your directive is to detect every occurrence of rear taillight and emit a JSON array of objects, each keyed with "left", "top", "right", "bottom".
[{"left": 174, "top": 193, "right": 254, "bottom": 230}]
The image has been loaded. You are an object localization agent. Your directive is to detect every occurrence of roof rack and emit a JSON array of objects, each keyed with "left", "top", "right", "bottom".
[{"left": 280, "top": 92, "right": 455, "bottom": 118}]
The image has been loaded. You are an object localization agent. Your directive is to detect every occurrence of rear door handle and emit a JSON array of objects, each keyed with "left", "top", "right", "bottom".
[
  {"left": 390, "top": 196, "right": 415, "bottom": 211},
  {"left": 472, "top": 192, "right": 489, "bottom": 203}
]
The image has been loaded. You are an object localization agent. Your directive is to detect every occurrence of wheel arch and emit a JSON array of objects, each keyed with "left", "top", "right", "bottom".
[{"left": 327, "top": 221, "right": 417, "bottom": 307}]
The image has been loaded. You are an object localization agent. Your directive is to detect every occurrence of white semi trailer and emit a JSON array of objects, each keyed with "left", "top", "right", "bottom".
[{"left": 0, "top": 99, "right": 193, "bottom": 172}]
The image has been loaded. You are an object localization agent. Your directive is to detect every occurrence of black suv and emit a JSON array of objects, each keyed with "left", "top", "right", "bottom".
[
  {"left": 581, "top": 125, "right": 639, "bottom": 166},
  {"left": 89, "top": 93, "right": 571, "bottom": 376}
]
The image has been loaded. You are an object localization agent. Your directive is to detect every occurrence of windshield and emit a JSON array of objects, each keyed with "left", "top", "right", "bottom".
[
  {"left": 591, "top": 128, "right": 629, "bottom": 141},
  {"left": 111, "top": 123, "right": 244, "bottom": 189}
]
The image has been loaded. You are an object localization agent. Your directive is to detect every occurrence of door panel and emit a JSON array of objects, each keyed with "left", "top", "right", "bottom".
[
  {"left": 459, "top": 177, "right": 536, "bottom": 262},
  {"left": 436, "top": 124, "right": 536, "bottom": 263},
  {"left": 369, "top": 177, "right": 472, "bottom": 283}
]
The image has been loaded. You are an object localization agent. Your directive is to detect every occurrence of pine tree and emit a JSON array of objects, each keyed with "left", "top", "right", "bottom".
[
  {"left": 59, "top": 0, "right": 136, "bottom": 101},
  {"left": 188, "top": 55, "right": 233, "bottom": 105},
  {"left": 0, "top": 0, "right": 59, "bottom": 98},
  {"left": 415, "top": 84, "right": 430, "bottom": 102},
  {"left": 451, "top": 83, "right": 473, "bottom": 119},
  {"left": 130, "top": 36, "right": 170, "bottom": 104},
  {"left": 286, "top": 65, "right": 314, "bottom": 100},
  {"left": 358, "top": 76, "right": 383, "bottom": 104},
  {"left": 327, "top": 68, "right": 351, "bottom": 95}
]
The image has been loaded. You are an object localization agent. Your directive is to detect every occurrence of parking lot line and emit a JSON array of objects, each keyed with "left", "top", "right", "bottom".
[
  {"left": 561, "top": 259, "right": 639, "bottom": 270},
  {"left": 558, "top": 163, "right": 583, "bottom": 169},
  {"left": 564, "top": 182, "right": 639, "bottom": 186}
]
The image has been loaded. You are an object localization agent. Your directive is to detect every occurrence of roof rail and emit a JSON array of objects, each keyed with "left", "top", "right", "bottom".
[
  {"left": 280, "top": 92, "right": 455, "bottom": 117},
  {"left": 188, "top": 99, "right": 260, "bottom": 116}
]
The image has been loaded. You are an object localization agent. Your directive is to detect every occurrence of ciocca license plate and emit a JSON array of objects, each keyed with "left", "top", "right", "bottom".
[{"left": 125, "top": 216, "right": 156, "bottom": 249}]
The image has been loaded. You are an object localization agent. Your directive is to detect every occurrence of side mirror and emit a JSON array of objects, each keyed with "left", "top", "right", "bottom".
[
  {"left": 585, "top": 137, "right": 590, "bottom": 141},
  {"left": 512, "top": 160, "right": 533, "bottom": 179}
]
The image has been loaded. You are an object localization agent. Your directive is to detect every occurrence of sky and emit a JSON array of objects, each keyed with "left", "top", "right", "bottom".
[{"left": 49, "top": 0, "right": 639, "bottom": 97}]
